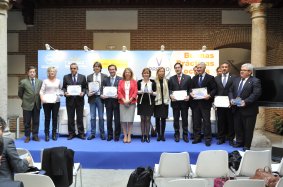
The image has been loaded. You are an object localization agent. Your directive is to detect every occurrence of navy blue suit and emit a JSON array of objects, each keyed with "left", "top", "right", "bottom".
[{"left": 229, "top": 76, "right": 262, "bottom": 148}]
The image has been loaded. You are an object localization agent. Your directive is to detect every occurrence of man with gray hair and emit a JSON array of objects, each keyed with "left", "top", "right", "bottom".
[{"left": 229, "top": 63, "right": 262, "bottom": 151}]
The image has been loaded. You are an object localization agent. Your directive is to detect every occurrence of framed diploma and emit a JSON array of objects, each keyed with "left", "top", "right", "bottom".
[
  {"left": 43, "top": 94, "right": 57, "bottom": 103},
  {"left": 192, "top": 87, "right": 207, "bottom": 100},
  {"left": 67, "top": 85, "right": 81, "bottom": 96},
  {"left": 214, "top": 96, "right": 230, "bottom": 108},
  {"left": 103, "top": 86, "right": 117, "bottom": 97},
  {"left": 172, "top": 90, "right": 187, "bottom": 101},
  {"left": 88, "top": 82, "right": 100, "bottom": 93}
]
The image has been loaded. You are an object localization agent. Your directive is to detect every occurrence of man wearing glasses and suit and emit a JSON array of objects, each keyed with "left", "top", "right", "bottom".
[
  {"left": 101, "top": 64, "right": 122, "bottom": 141},
  {"left": 62, "top": 63, "right": 87, "bottom": 140}
]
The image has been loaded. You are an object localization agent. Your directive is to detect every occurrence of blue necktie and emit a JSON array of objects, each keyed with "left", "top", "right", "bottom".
[
  {"left": 31, "top": 79, "right": 35, "bottom": 91},
  {"left": 73, "top": 76, "right": 76, "bottom": 85},
  {"left": 237, "top": 78, "right": 245, "bottom": 96},
  {"left": 198, "top": 75, "right": 203, "bottom": 87},
  {"left": 110, "top": 77, "right": 115, "bottom": 86},
  {"left": 222, "top": 74, "right": 227, "bottom": 87}
]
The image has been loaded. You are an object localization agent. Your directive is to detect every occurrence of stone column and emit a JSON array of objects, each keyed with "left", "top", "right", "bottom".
[
  {"left": 247, "top": 3, "right": 272, "bottom": 149},
  {"left": 0, "top": 0, "right": 10, "bottom": 135}
]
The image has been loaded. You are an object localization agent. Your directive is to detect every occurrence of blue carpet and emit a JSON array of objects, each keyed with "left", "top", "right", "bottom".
[{"left": 15, "top": 132, "right": 240, "bottom": 169}]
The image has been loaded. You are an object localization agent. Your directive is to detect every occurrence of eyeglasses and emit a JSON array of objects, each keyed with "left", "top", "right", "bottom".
[{"left": 70, "top": 68, "right": 77, "bottom": 70}]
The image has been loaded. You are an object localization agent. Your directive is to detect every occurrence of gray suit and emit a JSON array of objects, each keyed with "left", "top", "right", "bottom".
[
  {"left": 0, "top": 137, "right": 29, "bottom": 180},
  {"left": 18, "top": 78, "right": 42, "bottom": 137}
]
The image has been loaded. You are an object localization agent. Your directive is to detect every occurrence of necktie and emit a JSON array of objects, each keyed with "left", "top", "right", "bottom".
[
  {"left": 31, "top": 78, "right": 35, "bottom": 91},
  {"left": 198, "top": 75, "right": 203, "bottom": 87},
  {"left": 73, "top": 76, "right": 76, "bottom": 84},
  {"left": 177, "top": 75, "right": 181, "bottom": 84},
  {"left": 237, "top": 78, "right": 245, "bottom": 96},
  {"left": 222, "top": 74, "right": 227, "bottom": 87},
  {"left": 110, "top": 77, "right": 114, "bottom": 86}
]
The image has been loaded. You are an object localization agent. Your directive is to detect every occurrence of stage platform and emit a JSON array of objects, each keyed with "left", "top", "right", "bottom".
[{"left": 15, "top": 132, "right": 239, "bottom": 169}]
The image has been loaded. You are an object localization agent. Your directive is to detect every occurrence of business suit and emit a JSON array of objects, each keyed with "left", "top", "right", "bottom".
[
  {"left": 168, "top": 74, "right": 192, "bottom": 139},
  {"left": 87, "top": 73, "right": 107, "bottom": 138},
  {"left": 190, "top": 73, "right": 217, "bottom": 143},
  {"left": 229, "top": 76, "right": 261, "bottom": 149},
  {"left": 0, "top": 180, "right": 23, "bottom": 187},
  {"left": 0, "top": 137, "right": 29, "bottom": 180},
  {"left": 62, "top": 73, "right": 87, "bottom": 136},
  {"left": 18, "top": 78, "right": 42, "bottom": 138},
  {"left": 102, "top": 75, "right": 122, "bottom": 140},
  {"left": 215, "top": 73, "right": 236, "bottom": 143}
]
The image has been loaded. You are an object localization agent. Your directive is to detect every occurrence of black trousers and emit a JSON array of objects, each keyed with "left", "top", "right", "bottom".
[
  {"left": 66, "top": 101, "right": 84, "bottom": 135},
  {"left": 156, "top": 117, "right": 166, "bottom": 136},
  {"left": 172, "top": 104, "right": 189, "bottom": 136},
  {"left": 217, "top": 107, "right": 235, "bottom": 141},
  {"left": 43, "top": 102, "right": 60, "bottom": 134},
  {"left": 192, "top": 106, "right": 212, "bottom": 141},
  {"left": 106, "top": 103, "right": 120, "bottom": 138},
  {"left": 233, "top": 110, "right": 257, "bottom": 148},
  {"left": 23, "top": 104, "right": 40, "bottom": 137}
]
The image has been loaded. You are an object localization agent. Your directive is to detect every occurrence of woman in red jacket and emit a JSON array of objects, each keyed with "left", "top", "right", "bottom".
[{"left": 118, "top": 68, "right": 138, "bottom": 143}]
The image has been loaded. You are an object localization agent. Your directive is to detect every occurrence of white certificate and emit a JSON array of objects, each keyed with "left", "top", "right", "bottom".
[
  {"left": 43, "top": 94, "right": 57, "bottom": 103},
  {"left": 67, "top": 85, "right": 81, "bottom": 96},
  {"left": 172, "top": 90, "right": 187, "bottom": 101},
  {"left": 88, "top": 82, "right": 100, "bottom": 93},
  {"left": 103, "top": 86, "right": 117, "bottom": 97},
  {"left": 192, "top": 87, "right": 207, "bottom": 100},
  {"left": 214, "top": 96, "right": 230, "bottom": 108}
]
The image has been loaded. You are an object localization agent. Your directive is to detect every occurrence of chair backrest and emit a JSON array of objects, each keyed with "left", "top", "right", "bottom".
[
  {"left": 158, "top": 152, "right": 190, "bottom": 177},
  {"left": 195, "top": 150, "right": 229, "bottom": 178},
  {"left": 14, "top": 173, "right": 55, "bottom": 187},
  {"left": 237, "top": 150, "right": 271, "bottom": 177},
  {"left": 276, "top": 177, "right": 283, "bottom": 187},
  {"left": 223, "top": 179, "right": 265, "bottom": 187},
  {"left": 166, "top": 179, "right": 207, "bottom": 187},
  {"left": 16, "top": 148, "right": 34, "bottom": 166}
]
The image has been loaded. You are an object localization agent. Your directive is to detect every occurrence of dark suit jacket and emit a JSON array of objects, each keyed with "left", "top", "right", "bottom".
[
  {"left": 229, "top": 76, "right": 262, "bottom": 116},
  {"left": 86, "top": 73, "right": 107, "bottom": 104},
  {"left": 0, "top": 179, "right": 24, "bottom": 187},
  {"left": 102, "top": 75, "right": 122, "bottom": 108},
  {"left": 190, "top": 73, "right": 217, "bottom": 109},
  {"left": 0, "top": 137, "right": 29, "bottom": 180},
  {"left": 215, "top": 74, "right": 237, "bottom": 96},
  {"left": 18, "top": 78, "right": 42, "bottom": 111},
  {"left": 137, "top": 79, "right": 157, "bottom": 104},
  {"left": 62, "top": 73, "right": 87, "bottom": 106},
  {"left": 168, "top": 74, "right": 192, "bottom": 108}
]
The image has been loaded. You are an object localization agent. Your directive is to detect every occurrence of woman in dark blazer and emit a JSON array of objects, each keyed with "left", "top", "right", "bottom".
[
  {"left": 118, "top": 68, "right": 138, "bottom": 143},
  {"left": 137, "top": 68, "right": 156, "bottom": 143}
]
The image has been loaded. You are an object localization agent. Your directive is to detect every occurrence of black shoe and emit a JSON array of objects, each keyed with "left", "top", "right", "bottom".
[
  {"left": 52, "top": 133, "right": 57, "bottom": 141},
  {"left": 78, "top": 134, "right": 86, "bottom": 140},
  {"left": 183, "top": 135, "right": 189, "bottom": 143},
  {"left": 174, "top": 134, "right": 180, "bottom": 142},
  {"left": 192, "top": 139, "right": 201, "bottom": 144},
  {"left": 161, "top": 136, "right": 166, "bottom": 141},
  {"left": 107, "top": 136, "right": 113, "bottom": 141},
  {"left": 45, "top": 134, "right": 50, "bottom": 142},
  {"left": 87, "top": 134, "right": 95, "bottom": 140},
  {"left": 243, "top": 147, "right": 250, "bottom": 151},
  {"left": 229, "top": 140, "right": 234, "bottom": 146},
  {"left": 157, "top": 135, "right": 161, "bottom": 141},
  {"left": 32, "top": 136, "right": 40, "bottom": 142},
  {"left": 141, "top": 135, "right": 145, "bottom": 143},
  {"left": 205, "top": 141, "right": 211, "bottom": 147},
  {"left": 67, "top": 134, "right": 76, "bottom": 140},
  {"left": 217, "top": 139, "right": 225, "bottom": 145},
  {"left": 24, "top": 137, "right": 30, "bottom": 143},
  {"left": 100, "top": 134, "right": 106, "bottom": 140},
  {"left": 233, "top": 143, "right": 244, "bottom": 148},
  {"left": 146, "top": 136, "right": 150, "bottom": 143},
  {"left": 114, "top": 137, "right": 119, "bottom": 142}
]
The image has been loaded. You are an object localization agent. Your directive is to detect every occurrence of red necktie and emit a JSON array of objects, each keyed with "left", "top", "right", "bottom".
[{"left": 178, "top": 75, "right": 181, "bottom": 84}]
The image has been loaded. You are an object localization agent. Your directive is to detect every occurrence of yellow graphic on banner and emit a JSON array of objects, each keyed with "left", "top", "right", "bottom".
[{"left": 93, "top": 59, "right": 128, "bottom": 68}]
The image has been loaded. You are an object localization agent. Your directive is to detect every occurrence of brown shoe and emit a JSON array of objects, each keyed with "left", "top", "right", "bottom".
[
  {"left": 32, "top": 136, "right": 40, "bottom": 142},
  {"left": 24, "top": 137, "right": 30, "bottom": 143}
]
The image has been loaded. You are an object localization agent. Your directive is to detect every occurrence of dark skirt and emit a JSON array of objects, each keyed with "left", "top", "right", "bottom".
[
  {"left": 154, "top": 104, "right": 169, "bottom": 118},
  {"left": 137, "top": 103, "right": 154, "bottom": 116}
]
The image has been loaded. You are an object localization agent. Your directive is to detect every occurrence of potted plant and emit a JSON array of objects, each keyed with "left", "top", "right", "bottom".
[{"left": 272, "top": 113, "right": 283, "bottom": 135}]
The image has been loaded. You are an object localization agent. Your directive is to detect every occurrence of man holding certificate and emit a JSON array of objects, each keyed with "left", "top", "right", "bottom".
[
  {"left": 62, "top": 63, "right": 87, "bottom": 140},
  {"left": 87, "top": 62, "right": 107, "bottom": 141},
  {"left": 229, "top": 63, "right": 261, "bottom": 151},
  {"left": 101, "top": 64, "right": 122, "bottom": 141},
  {"left": 190, "top": 62, "right": 217, "bottom": 146},
  {"left": 168, "top": 62, "right": 191, "bottom": 143},
  {"left": 214, "top": 62, "right": 236, "bottom": 145}
]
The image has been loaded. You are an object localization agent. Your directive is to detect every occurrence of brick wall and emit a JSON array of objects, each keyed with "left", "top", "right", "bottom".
[{"left": 8, "top": 7, "right": 283, "bottom": 133}]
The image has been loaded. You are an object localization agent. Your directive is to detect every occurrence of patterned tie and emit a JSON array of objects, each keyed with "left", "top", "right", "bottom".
[
  {"left": 198, "top": 75, "right": 203, "bottom": 87},
  {"left": 222, "top": 74, "right": 227, "bottom": 87},
  {"left": 31, "top": 78, "right": 35, "bottom": 91},
  {"left": 177, "top": 75, "right": 181, "bottom": 84},
  {"left": 73, "top": 76, "right": 76, "bottom": 84},
  {"left": 237, "top": 78, "right": 245, "bottom": 96}
]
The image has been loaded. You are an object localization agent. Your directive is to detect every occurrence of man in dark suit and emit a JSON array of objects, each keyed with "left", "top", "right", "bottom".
[
  {"left": 0, "top": 117, "right": 31, "bottom": 180},
  {"left": 86, "top": 62, "right": 107, "bottom": 140},
  {"left": 168, "top": 62, "right": 191, "bottom": 143},
  {"left": 18, "top": 66, "right": 42, "bottom": 143},
  {"left": 215, "top": 62, "right": 236, "bottom": 145},
  {"left": 101, "top": 64, "right": 122, "bottom": 141},
  {"left": 62, "top": 63, "right": 87, "bottom": 140},
  {"left": 190, "top": 62, "right": 217, "bottom": 146},
  {"left": 229, "top": 63, "right": 261, "bottom": 151}
]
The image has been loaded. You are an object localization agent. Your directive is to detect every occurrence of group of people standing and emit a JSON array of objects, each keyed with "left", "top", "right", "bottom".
[{"left": 18, "top": 60, "right": 261, "bottom": 151}]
